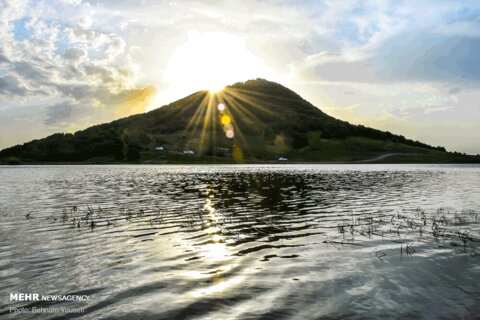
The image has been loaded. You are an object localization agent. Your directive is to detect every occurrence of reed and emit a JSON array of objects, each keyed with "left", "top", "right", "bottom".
[{"left": 23, "top": 202, "right": 479, "bottom": 258}]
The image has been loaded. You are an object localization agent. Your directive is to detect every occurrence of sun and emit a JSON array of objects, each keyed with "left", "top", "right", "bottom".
[
  {"left": 208, "top": 84, "right": 225, "bottom": 94},
  {"left": 164, "top": 31, "right": 274, "bottom": 95}
]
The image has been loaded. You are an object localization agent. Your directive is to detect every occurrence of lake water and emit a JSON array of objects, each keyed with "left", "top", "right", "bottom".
[{"left": 0, "top": 164, "right": 479, "bottom": 319}]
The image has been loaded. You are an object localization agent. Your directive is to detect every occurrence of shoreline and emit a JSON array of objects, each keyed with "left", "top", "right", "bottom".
[{"left": 2, "top": 161, "right": 480, "bottom": 166}]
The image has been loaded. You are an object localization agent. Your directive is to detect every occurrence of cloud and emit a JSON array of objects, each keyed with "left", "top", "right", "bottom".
[
  {"left": 0, "top": 0, "right": 149, "bottom": 117},
  {"left": 0, "top": 47, "right": 11, "bottom": 64},
  {"left": 78, "top": 16, "right": 93, "bottom": 29},
  {"left": 301, "top": 32, "right": 480, "bottom": 84},
  {"left": 63, "top": 47, "right": 87, "bottom": 62},
  {"left": 376, "top": 33, "right": 480, "bottom": 83},
  {"left": 44, "top": 101, "right": 74, "bottom": 125},
  {"left": 12, "top": 60, "right": 53, "bottom": 85},
  {"left": 0, "top": 0, "right": 28, "bottom": 25},
  {"left": 0, "top": 74, "right": 30, "bottom": 97}
]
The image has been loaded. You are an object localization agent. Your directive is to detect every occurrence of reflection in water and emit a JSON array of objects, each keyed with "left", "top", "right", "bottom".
[{"left": 0, "top": 164, "right": 479, "bottom": 319}]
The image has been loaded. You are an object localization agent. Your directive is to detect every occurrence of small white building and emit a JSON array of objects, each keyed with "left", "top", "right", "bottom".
[{"left": 278, "top": 157, "right": 288, "bottom": 161}]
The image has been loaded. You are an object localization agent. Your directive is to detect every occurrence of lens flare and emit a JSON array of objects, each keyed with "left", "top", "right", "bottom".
[
  {"left": 223, "top": 123, "right": 233, "bottom": 132},
  {"left": 226, "top": 130, "right": 234, "bottom": 139},
  {"left": 221, "top": 115, "right": 231, "bottom": 125},
  {"left": 217, "top": 103, "right": 225, "bottom": 111}
]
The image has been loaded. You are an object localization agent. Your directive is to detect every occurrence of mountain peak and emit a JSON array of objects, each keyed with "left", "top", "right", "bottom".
[{"left": 228, "top": 78, "right": 299, "bottom": 96}]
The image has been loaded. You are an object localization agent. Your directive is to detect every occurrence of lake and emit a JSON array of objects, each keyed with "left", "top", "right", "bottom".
[{"left": 0, "top": 164, "right": 479, "bottom": 319}]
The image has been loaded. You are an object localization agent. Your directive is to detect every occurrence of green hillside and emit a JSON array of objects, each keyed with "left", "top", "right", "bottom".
[{"left": 0, "top": 79, "right": 478, "bottom": 164}]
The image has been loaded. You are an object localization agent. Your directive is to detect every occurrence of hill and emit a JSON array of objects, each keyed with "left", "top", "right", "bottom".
[{"left": 0, "top": 79, "right": 478, "bottom": 164}]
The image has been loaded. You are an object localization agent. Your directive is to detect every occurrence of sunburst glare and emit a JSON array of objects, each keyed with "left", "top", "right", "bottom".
[
  {"left": 179, "top": 84, "right": 281, "bottom": 162},
  {"left": 161, "top": 31, "right": 277, "bottom": 103}
]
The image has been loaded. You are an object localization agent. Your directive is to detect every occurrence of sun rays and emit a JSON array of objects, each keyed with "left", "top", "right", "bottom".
[
  {"left": 177, "top": 84, "right": 282, "bottom": 162},
  {"left": 150, "top": 31, "right": 288, "bottom": 157}
]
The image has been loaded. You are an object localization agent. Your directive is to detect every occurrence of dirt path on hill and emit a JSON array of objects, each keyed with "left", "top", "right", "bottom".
[{"left": 356, "top": 153, "right": 421, "bottom": 163}]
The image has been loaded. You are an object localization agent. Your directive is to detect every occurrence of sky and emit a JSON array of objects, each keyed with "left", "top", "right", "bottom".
[{"left": 0, "top": 0, "right": 479, "bottom": 154}]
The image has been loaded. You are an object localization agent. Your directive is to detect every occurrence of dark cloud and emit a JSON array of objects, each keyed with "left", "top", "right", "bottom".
[
  {"left": 63, "top": 47, "right": 87, "bottom": 61},
  {"left": 83, "top": 64, "right": 115, "bottom": 82},
  {"left": 313, "top": 33, "right": 480, "bottom": 83},
  {"left": 12, "top": 61, "right": 51, "bottom": 84},
  {"left": 0, "top": 48, "right": 10, "bottom": 64},
  {"left": 448, "top": 87, "right": 462, "bottom": 94},
  {"left": 44, "top": 101, "right": 74, "bottom": 125},
  {"left": 376, "top": 33, "right": 480, "bottom": 82},
  {"left": 0, "top": 75, "right": 30, "bottom": 97},
  {"left": 313, "top": 60, "right": 377, "bottom": 82}
]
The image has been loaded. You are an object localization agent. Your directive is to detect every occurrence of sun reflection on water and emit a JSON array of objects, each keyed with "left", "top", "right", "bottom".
[{"left": 186, "top": 187, "right": 241, "bottom": 297}]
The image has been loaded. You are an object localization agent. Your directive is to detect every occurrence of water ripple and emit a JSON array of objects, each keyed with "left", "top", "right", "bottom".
[{"left": 0, "top": 164, "right": 479, "bottom": 319}]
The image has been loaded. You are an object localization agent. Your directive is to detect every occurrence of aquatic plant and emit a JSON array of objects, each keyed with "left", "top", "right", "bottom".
[{"left": 23, "top": 201, "right": 479, "bottom": 259}]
